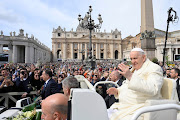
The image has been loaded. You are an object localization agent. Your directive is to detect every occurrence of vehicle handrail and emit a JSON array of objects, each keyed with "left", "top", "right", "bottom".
[
  {"left": 83, "top": 79, "right": 95, "bottom": 91},
  {"left": 74, "top": 75, "right": 95, "bottom": 91},
  {"left": 94, "top": 81, "right": 120, "bottom": 90},
  {"left": 130, "top": 104, "right": 180, "bottom": 120}
]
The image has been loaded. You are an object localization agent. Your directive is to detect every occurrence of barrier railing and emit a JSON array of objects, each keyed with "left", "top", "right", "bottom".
[{"left": 0, "top": 91, "right": 37, "bottom": 108}]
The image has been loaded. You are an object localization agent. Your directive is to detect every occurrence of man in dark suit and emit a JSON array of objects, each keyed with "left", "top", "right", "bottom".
[
  {"left": 170, "top": 68, "right": 180, "bottom": 101},
  {"left": 41, "top": 69, "right": 60, "bottom": 100},
  {"left": 105, "top": 70, "right": 124, "bottom": 108},
  {"left": 16, "top": 68, "right": 33, "bottom": 97}
]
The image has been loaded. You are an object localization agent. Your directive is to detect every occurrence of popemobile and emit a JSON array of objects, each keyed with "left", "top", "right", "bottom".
[{"left": 1, "top": 75, "right": 180, "bottom": 120}]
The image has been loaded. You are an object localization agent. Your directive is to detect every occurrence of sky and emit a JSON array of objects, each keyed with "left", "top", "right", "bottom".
[{"left": 0, "top": 0, "right": 180, "bottom": 50}]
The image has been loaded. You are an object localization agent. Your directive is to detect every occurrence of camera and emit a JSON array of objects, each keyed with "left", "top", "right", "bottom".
[
  {"left": 59, "top": 74, "right": 64, "bottom": 78},
  {"left": 21, "top": 71, "right": 25, "bottom": 75}
]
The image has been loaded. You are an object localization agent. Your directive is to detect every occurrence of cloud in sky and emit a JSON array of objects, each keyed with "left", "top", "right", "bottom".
[
  {"left": 0, "top": 8, "right": 22, "bottom": 23},
  {"left": 0, "top": 0, "right": 180, "bottom": 50}
]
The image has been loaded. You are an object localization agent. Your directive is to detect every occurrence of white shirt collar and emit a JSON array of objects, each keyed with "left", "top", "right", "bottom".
[
  {"left": 116, "top": 79, "right": 121, "bottom": 84},
  {"left": 115, "top": 80, "right": 119, "bottom": 84},
  {"left": 45, "top": 78, "right": 51, "bottom": 85}
]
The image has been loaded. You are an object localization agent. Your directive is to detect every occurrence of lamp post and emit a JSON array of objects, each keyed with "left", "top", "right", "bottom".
[
  {"left": 78, "top": 6, "right": 103, "bottom": 70},
  {"left": 163, "top": 7, "right": 178, "bottom": 66}
]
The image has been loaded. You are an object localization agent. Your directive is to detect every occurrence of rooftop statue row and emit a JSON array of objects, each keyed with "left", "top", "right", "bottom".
[
  {"left": 1, "top": 29, "right": 32, "bottom": 38},
  {"left": 53, "top": 26, "right": 121, "bottom": 35},
  {"left": 0, "top": 29, "right": 50, "bottom": 51}
]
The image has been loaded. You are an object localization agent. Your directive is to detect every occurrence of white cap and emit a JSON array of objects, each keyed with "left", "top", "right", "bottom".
[{"left": 131, "top": 48, "right": 145, "bottom": 53}]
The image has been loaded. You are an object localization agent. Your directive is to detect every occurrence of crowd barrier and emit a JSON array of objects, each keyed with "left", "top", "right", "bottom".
[{"left": 0, "top": 91, "right": 36, "bottom": 108}]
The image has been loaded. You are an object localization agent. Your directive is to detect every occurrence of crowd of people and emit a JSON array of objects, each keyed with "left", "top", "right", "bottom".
[{"left": 0, "top": 48, "right": 180, "bottom": 120}]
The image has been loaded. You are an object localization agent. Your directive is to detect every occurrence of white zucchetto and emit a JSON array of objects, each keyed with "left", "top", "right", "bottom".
[{"left": 131, "top": 48, "right": 145, "bottom": 53}]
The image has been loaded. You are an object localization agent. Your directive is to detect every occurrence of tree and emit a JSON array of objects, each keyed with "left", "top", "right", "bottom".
[
  {"left": 152, "top": 57, "right": 158, "bottom": 64},
  {"left": 165, "top": 55, "right": 170, "bottom": 66}
]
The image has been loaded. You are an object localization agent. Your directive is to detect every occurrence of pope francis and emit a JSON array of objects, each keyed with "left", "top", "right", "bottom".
[{"left": 107, "top": 48, "right": 164, "bottom": 120}]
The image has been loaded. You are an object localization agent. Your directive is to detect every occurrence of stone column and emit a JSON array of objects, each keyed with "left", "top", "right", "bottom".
[
  {"left": 36, "top": 49, "right": 39, "bottom": 61},
  {"left": 34, "top": 48, "right": 37, "bottom": 62},
  {"left": 119, "top": 43, "right": 122, "bottom": 60},
  {"left": 169, "top": 47, "right": 173, "bottom": 61},
  {"left": 71, "top": 43, "right": 74, "bottom": 59},
  {"left": 0, "top": 44, "right": 3, "bottom": 53},
  {"left": 96, "top": 43, "right": 100, "bottom": 59},
  {"left": 110, "top": 44, "right": 114, "bottom": 59},
  {"left": 25, "top": 46, "right": 30, "bottom": 63},
  {"left": 35, "top": 48, "right": 37, "bottom": 62},
  {"left": 62, "top": 43, "right": 67, "bottom": 59},
  {"left": 176, "top": 48, "right": 178, "bottom": 54},
  {"left": 8, "top": 49, "right": 13, "bottom": 63},
  {"left": 78, "top": 43, "right": 82, "bottom": 59},
  {"left": 104, "top": 44, "right": 107, "bottom": 59},
  {"left": 41, "top": 50, "right": 43, "bottom": 61},
  {"left": 38, "top": 50, "right": 41, "bottom": 61},
  {"left": 53, "top": 43, "right": 57, "bottom": 61},
  {"left": 12, "top": 45, "right": 17, "bottom": 63},
  {"left": 85, "top": 43, "right": 87, "bottom": 59},
  {"left": 78, "top": 43, "right": 80, "bottom": 59},
  {"left": 30, "top": 47, "right": 34, "bottom": 63}
]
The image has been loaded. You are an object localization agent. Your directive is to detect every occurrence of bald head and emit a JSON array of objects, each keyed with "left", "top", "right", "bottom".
[
  {"left": 41, "top": 93, "right": 68, "bottom": 120},
  {"left": 44, "top": 93, "right": 68, "bottom": 113}
]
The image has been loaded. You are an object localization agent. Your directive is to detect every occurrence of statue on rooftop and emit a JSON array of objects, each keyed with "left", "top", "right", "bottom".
[{"left": 1, "top": 30, "right": 3, "bottom": 35}]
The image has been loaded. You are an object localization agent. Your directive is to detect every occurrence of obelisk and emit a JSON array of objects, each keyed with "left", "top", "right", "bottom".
[{"left": 141, "top": 0, "right": 156, "bottom": 60}]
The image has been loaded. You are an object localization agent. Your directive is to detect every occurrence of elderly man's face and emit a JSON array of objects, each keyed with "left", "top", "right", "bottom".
[
  {"left": 109, "top": 72, "right": 116, "bottom": 82},
  {"left": 41, "top": 101, "right": 54, "bottom": 120},
  {"left": 130, "top": 51, "right": 146, "bottom": 70}
]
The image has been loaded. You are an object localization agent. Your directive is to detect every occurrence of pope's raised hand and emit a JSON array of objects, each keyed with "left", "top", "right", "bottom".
[{"left": 118, "top": 63, "right": 132, "bottom": 80}]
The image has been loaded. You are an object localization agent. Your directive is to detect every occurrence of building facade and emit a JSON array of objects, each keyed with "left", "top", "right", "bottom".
[
  {"left": 155, "top": 30, "right": 180, "bottom": 62},
  {"left": 52, "top": 26, "right": 122, "bottom": 62},
  {"left": 121, "top": 0, "right": 180, "bottom": 62},
  {"left": 0, "top": 29, "right": 51, "bottom": 63},
  {"left": 122, "top": 29, "right": 180, "bottom": 62}
]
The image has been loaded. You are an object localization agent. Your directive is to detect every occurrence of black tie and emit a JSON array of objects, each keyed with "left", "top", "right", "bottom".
[{"left": 176, "top": 79, "right": 179, "bottom": 90}]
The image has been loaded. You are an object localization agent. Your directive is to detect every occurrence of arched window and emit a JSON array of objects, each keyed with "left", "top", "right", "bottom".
[{"left": 57, "top": 50, "right": 61, "bottom": 59}]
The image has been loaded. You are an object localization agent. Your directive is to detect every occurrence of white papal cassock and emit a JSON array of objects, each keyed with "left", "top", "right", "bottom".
[{"left": 109, "top": 59, "right": 164, "bottom": 120}]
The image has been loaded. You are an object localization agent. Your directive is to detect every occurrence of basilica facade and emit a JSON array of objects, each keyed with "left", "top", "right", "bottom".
[
  {"left": 52, "top": 25, "right": 180, "bottom": 62},
  {"left": 52, "top": 26, "right": 122, "bottom": 62}
]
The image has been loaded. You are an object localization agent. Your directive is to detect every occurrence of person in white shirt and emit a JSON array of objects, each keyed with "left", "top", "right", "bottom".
[{"left": 170, "top": 68, "right": 180, "bottom": 101}]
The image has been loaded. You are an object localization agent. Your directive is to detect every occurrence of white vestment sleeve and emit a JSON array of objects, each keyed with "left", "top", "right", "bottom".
[
  {"left": 128, "top": 67, "right": 163, "bottom": 96},
  {"left": 114, "top": 87, "right": 121, "bottom": 99}
]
